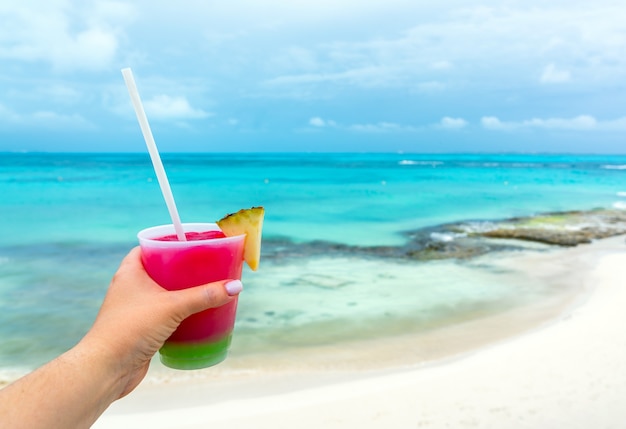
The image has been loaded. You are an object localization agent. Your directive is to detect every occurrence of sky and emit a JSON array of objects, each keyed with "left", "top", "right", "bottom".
[{"left": 0, "top": 0, "right": 625, "bottom": 153}]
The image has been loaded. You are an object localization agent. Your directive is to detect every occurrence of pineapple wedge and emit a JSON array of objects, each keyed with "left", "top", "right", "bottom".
[{"left": 217, "top": 206, "right": 264, "bottom": 271}]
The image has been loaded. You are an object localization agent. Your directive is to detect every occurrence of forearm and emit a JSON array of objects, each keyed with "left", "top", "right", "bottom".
[
  {"left": 0, "top": 250, "right": 239, "bottom": 428},
  {"left": 0, "top": 340, "right": 123, "bottom": 429}
]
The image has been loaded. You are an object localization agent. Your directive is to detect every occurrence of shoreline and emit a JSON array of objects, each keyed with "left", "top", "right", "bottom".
[
  {"left": 94, "top": 234, "right": 626, "bottom": 428},
  {"left": 2, "top": 208, "right": 622, "bottom": 387}
]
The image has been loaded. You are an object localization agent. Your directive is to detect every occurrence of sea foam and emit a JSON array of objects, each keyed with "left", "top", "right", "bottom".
[
  {"left": 430, "top": 232, "right": 465, "bottom": 242},
  {"left": 613, "top": 201, "right": 626, "bottom": 210},
  {"left": 398, "top": 160, "right": 444, "bottom": 166}
]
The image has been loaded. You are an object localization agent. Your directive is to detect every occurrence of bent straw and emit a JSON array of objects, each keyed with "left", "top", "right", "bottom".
[{"left": 121, "top": 67, "right": 186, "bottom": 241}]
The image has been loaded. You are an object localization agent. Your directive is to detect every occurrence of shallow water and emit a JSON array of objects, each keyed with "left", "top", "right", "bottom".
[
  {"left": 1, "top": 152, "right": 626, "bottom": 373},
  {"left": 233, "top": 252, "right": 553, "bottom": 351}
]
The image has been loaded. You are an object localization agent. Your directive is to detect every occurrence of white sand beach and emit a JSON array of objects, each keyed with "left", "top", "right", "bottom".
[{"left": 94, "top": 235, "right": 626, "bottom": 429}]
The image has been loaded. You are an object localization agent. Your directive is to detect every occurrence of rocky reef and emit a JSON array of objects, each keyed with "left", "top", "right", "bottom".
[
  {"left": 472, "top": 209, "right": 626, "bottom": 246},
  {"left": 263, "top": 209, "right": 626, "bottom": 263}
]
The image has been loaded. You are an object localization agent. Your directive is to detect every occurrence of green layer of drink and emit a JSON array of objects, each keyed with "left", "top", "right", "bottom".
[{"left": 159, "top": 333, "right": 233, "bottom": 370}]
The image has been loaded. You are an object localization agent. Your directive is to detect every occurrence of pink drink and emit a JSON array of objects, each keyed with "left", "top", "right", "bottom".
[{"left": 138, "top": 223, "right": 245, "bottom": 369}]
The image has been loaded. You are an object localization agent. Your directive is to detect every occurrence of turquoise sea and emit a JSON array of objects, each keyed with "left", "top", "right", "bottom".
[{"left": 1, "top": 152, "right": 626, "bottom": 374}]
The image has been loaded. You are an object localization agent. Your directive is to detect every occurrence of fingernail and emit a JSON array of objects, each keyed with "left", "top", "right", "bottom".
[{"left": 225, "top": 280, "right": 243, "bottom": 296}]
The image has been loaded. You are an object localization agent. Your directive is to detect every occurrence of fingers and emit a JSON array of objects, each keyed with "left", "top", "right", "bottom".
[
  {"left": 170, "top": 279, "right": 243, "bottom": 317},
  {"left": 108, "top": 247, "right": 159, "bottom": 296},
  {"left": 120, "top": 246, "right": 244, "bottom": 317},
  {"left": 119, "top": 246, "right": 142, "bottom": 268},
  {"left": 224, "top": 280, "right": 243, "bottom": 296},
  {"left": 111, "top": 247, "right": 144, "bottom": 281}
]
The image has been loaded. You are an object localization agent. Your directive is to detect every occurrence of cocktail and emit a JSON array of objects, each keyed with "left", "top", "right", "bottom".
[
  {"left": 138, "top": 213, "right": 263, "bottom": 369},
  {"left": 122, "top": 68, "right": 264, "bottom": 369}
]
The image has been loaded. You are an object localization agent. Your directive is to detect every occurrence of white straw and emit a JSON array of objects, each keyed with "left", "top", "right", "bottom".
[{"left": 121, "top": 67, "right": 186, "bottom": 241}]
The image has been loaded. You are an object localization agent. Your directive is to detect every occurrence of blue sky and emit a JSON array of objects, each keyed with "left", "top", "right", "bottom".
[{"left": 1, "top": 0, "right": 625, "bottom": 153}]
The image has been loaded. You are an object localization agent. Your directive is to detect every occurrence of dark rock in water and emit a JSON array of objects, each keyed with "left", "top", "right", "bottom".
[
  {"left": 473, "top": 209, "right": 626, "bottom": 247},
  {"left": 480, "top": 229, "right": 593, "bottom": 246},
  {"left": 261, "top": 208, "right": 626, "bottom": 265}
]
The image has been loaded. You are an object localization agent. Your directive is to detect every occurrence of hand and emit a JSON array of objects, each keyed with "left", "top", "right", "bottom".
[
  {"left": 80, "top": 246, "right": 243, "bottom": 398},
  {"left": 0, "top": 247, "right": 243, "bottom": 429}
]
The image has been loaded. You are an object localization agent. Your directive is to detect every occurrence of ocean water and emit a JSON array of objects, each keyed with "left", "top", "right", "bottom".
[{"left": 1, "top": 152, "right": 626, "bottom": 373}]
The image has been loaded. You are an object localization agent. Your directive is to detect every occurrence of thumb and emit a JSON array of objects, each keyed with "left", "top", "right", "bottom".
[{"left": 169, "top": 279, "right": 243, "bottom": 318}]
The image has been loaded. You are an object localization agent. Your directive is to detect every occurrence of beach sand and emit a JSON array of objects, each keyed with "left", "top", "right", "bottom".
[{"left": 94, "top": 235, "right": 626, "bottom": 429}]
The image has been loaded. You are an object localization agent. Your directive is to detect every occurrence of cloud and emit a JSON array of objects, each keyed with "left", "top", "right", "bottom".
[
  {"left": 482, "top": 115, "right": 626, "bottom": 131},
  {"left": 309, "top": 117, "right": 324, "bottom": 127},
  {"left": 0, "top": 2, "right": 133, "bottom": 71},
  {"left": 430, "top": 60, "right": 453, "bottom": 71},
  {"left": 349, "top": 122, "right": 418, "bottom": 133},
  {"left": 0, "top": 103, "right": 22, "bottom": 123},
  {"left": 31, "top": 110, "right": 96, "bottom": 130},
  {"left": 1, "top": 1, "right": 625, "bottom": 153},
  {"left": 40, "top": 85, "right": 84, "bottom": 104},
  {"left": 309, "top": 117, "right": 325, "bottom": 127},
  {"left": 439, "top": 116, "right": 468, "bottom": 129},
  {"left": 266, "top": 65, "right": 395, "bottom": 89},
  {"left": 307, "top": 116, "right": 422, "bottom": 132},
  {"left": 59, "top": 28, "right": 118, "bottom": 71},
  {"left": 143, "top": 95, "right": 211, "bottom": 120},
  {"left": 266, "top": 47, "right": 320, "bottom": 74},
  {"left": 309, "top": 117, "right": 336, "bottom": 127},
  {"left": 524, "top": 116, "right": 597, "bottom": 130},
  {"left": 306, "top": 116, "right": 418, "bottom": 133},
  {"left": 481, "top": 116, "right": 507, "bottom": 130},
  {"left": 0, "top": 102, "right": 95, "bottom": 130},
  {"left": 540, "top": 63, "right": 571, "bottom": 84},
  {"left": 259, "top": 2, "right": 626, "bottom": 97}
]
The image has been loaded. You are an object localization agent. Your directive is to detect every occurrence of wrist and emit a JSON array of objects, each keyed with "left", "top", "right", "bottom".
[{"left": 71, "top": 335, "right": 128, "bottom": 403}]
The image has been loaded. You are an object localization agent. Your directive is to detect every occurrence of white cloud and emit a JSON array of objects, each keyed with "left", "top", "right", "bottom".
[
  {"left": 0, "top": 102, "right": 95, "bottom": 130},
  {"left": 31, "top": 110, "right": 96, "bottom": 130},
  {"left": 481, "top": 116, "right": 507, "bottom": 130},
  {"left": 309, "top": 117, "right": 325, "bottom": 127},
  {"left": 4, "top": 84, "right": 85, "bottom": 111},
  {"left": 603, "top": 116, "right": 626, "bottom": 131},
  {"left": 1, "top": 1, "right": 625, "bottom": 152},
  {"left": 481, "top": 115, "right": 626, "bottom": 131},
  {"left": 41, "top": 85, "right": 83, "bottom": 104},
  {"left": 60, "top": 28, "right": 118, "bottom": 71},
  {"left": 430, "top": 60, "right": 453, "bottom": 71},
  {"left": 267, "top": 47, "right": 319, "bottom": 74},
  {"left": 308, "top": 117, "right": 418, "bottom": 132},
  {"left": 309, "top": 117, "right": 336, "bottom": 127},
  {"left": 525, "top": 115, "right": 596, "bottom": 130},
  {"left": 349, "top": 122, "right": 418, "bottom": 133},
  {"left": 0, "top": 103, "right": 22, "bottom": 123},
  {"left": 540, "top": 63, "right": 571, "bottom": 84},
  {"left": 266, "top": 65, "right": 395, "bottom": 89},
  {"left": 0, "top": 2, "right": 133, "bottom": 71},
  {"left": 259, "top": 2, "right": 626, "bottom": 95},
  {"left": 143, "top": 95, "right": 211, "bottom": 120},
  {"left": 440, "top": 116, "right": 468, "bottom": 129}
]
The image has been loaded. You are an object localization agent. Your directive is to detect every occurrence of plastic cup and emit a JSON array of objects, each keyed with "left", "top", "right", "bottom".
[{"left": 138, "top": 223, "right": 245, "bottom": 370}]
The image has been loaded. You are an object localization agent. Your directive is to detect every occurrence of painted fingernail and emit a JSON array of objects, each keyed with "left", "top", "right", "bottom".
[{"left": 225, "top": 280, "right": 243, "bottom": 296}]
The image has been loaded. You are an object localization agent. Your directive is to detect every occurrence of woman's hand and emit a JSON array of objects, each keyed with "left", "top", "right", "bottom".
[
  {"left": 83, "top": 246, "right": 243, "bottom": 398},
  {"left": 0, "top": 247, "right": 243, "bottom": 429}
]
